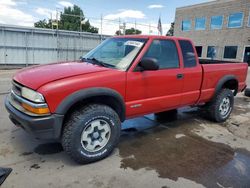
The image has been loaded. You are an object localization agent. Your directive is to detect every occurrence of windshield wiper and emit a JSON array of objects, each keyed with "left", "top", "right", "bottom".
[{"left": 82, "top": 57, "right": 115, "bottom": 68}]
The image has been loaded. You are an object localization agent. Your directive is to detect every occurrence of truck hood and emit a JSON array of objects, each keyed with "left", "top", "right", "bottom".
[{"left": 13, "top": 61, "right": 110, "bottom": 90}]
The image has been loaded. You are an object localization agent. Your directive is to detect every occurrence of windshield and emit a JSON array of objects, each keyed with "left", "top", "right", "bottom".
[{"left": 83, "top": 38, "right": 147, "bottom": 70}]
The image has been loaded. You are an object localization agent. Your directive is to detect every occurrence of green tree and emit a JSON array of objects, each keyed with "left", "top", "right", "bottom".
[
  {"left": 115, "top": 28, "right": 142, "bottom": 35},
  {"left": 81, "top": 20, "right": 98, "bottom": 33},
  {"left": 34, "top": 5, "right": 98, "bottom": 33},
  {"left": 125, "top": 28, "right": 142, "bottom": 35},
  {"left": 166, "top": 22, "right": 174, "bottom": 36},
  {"left": 34, "top": 19, "right": 50, "bottom": 28},
  {"left": 115, "top": 30, "right": 122, "bottom": 35}
]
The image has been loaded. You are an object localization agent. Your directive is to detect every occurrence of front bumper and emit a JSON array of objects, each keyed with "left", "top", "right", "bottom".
[{"left": 5, "top": 95, "right": 64, "bottom": 140}]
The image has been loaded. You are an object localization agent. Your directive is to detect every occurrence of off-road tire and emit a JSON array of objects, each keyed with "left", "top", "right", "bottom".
[
  {"left": 62, "top": 104, "right": 121, "bottom": 164},
  {"left": 245, "top": 88, "right": 250, "bottom": 97},
  {"left": 206, "top": 89, "right": 234, "bottom": 123}
]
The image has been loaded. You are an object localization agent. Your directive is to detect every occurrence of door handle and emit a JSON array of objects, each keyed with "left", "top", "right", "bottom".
[{"left": 177, "top": 74, "right": 184, "bottom": 79}]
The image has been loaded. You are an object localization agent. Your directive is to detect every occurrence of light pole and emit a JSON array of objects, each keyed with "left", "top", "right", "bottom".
[
  {"left": 123, "top": 22, "right": 126, "bottom": 35},
  {"left": 100, "top": 14, "right": 103, "bottom": 40}
]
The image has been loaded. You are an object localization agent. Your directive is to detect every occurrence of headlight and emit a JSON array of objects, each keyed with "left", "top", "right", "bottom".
[{"left": 21, "top": 87, "right": 45, "bottom": 103}]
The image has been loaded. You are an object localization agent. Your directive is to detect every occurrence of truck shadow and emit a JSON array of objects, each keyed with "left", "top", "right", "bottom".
[{"left": 119, "top": 104, "right": 250, "bottom": 188}]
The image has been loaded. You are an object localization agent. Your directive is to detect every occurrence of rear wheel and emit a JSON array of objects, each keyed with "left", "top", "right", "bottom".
[
  {"left": 62, "top": 104, "right": 121, "bottom": 164},
  {"left": 206, "top": 89, "right": 234, "bottom": 122}
]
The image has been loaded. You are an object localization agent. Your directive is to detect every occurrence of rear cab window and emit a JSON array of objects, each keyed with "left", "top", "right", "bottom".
[{"left": 178, "top": 40, "right": 197, "bottom": 68}]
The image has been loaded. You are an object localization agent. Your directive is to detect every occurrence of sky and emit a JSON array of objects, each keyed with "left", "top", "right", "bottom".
[{"left": 0, "top": 0, "right": 213, "bottom": 35}]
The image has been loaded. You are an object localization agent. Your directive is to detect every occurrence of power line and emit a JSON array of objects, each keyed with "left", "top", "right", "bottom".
[{"left": 60, "top": 12, "right": 159, "bottom": 29}]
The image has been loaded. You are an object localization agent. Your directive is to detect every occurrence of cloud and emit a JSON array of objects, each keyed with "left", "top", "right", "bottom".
[
  {"left": 16, "top": 0, "right": 28, "bottom": 5},
  {"left": 104, "top": 10, "right": 146, "bottom": 20},
  {"left": 148, "top": 4, "right": 164, "bottom": 9},
  {"left": 0, "top": 0, "right": 16, "bottom": 6},
  {"left": 58, "top": 1, "right": 74, "bottom": 7},
  {"left": 35, "top": 8, "right": 57, "bottom": 19},
  {"left": 0, "top": 0, "right": 35, "bottom": 26}
]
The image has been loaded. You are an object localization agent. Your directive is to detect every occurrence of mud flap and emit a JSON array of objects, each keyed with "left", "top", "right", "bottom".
[{"left": 0, "top": 167, "right": 12, "bottom": 186}]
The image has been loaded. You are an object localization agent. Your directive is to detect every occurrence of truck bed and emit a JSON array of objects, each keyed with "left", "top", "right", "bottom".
[{"left": 198, "top": 62, "right": 248, "bottom": 103}]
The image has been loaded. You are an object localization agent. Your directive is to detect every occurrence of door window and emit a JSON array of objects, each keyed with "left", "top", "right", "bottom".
[{"left": 143, "top": 39, "right": 179, "bottom": 69}]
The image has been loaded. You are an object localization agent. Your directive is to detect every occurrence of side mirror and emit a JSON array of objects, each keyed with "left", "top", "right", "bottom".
[{"left": 137, "top": 58, "right": 159, "bottom": 71}]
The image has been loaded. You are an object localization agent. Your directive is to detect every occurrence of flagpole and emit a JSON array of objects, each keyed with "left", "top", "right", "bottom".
[
  {"left": 157, "top": 14, "right": 162, "bottom": 36},
  {"left": 159, "top": 12, "right": 162, "bottom": 36}
]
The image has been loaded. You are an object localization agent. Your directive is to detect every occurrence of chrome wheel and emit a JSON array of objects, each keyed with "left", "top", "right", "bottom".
[
  {"left": 81, "top": 119, "right": 111, "bottom": 152},
  {"left": 219, "top": 97, "right": 231, "bottom": 117}
]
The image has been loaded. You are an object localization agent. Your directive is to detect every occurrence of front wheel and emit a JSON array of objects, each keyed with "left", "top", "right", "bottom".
[
  {"left": 62, "top": 104, "right": 121, "bottom": 164},
  {"left": 206, "top": 89, "right": 234, "bottom": 123}
]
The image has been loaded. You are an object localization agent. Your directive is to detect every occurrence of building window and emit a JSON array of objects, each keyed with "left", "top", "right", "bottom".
[
  {"left": 228, "top": 12, "right": 243, "bottom": 28},
  {"left": 224, "top": 46, "right": 238, "bottom": 59},
  {"left": 182, "top": 20, "right": 191, "bottom": 31},
  {"left": 195, "top": 46, "right": 203, "bottom": 57},
  {"left": 195, "top": 17, "right": 206, "bottom": 30},
  {"left": 211, "top": 15, "right": 223, "bottom": 29},
  {"left": 179, "top": 40, "right": 197, "bottom": 68},
  {"left": 248, "top": 11, "right": 250, "bottom": 27},
  {"left": 207, "top": 46, "right": 218, "bottom": 59}
]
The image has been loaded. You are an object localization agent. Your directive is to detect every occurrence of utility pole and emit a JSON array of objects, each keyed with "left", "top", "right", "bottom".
[
  {"left": 134, "top": 20, "right": 137, "bottom": 34},
  {"left": 80, "top": 13, "right": 82, "bottom": 32},
  {"left": 56, "top": 10, "right": 59, "bottom": 30},
  {"left": 51, "top": 12, "right": 53, "bottom": 29},
  {"left": 118, "top": 18, "right": 121, "bottom": 35},
  {"left": 100, "top": 14, "right": 103, "bottom": 41},
  {"left": 123, "top": 22, "right": 126, "bottom": 35}
]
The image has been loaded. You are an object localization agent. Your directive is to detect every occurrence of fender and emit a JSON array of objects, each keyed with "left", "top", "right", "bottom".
[
  {"left": 55, "top": 87, "right": 126, "bottom": 121},
  {"left": 215, "top": 75, "right": 238, "bottom": 96}
]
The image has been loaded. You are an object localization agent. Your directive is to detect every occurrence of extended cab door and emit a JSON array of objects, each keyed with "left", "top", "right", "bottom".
[
  {"left": 178, "top": 40, "right": 203, "bottom": 106},
  {"left": 125, "top": 38, "right": 184, "bottom": 118}
]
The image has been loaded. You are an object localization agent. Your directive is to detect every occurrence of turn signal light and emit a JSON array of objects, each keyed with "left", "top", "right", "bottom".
[{"left": 21, "top": 103, "right": 50, "bottom": 115}]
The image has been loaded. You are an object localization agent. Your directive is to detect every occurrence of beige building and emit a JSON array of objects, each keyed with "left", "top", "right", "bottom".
[{"left": 174, "top": 0, "right": 250, "bottom": 65}]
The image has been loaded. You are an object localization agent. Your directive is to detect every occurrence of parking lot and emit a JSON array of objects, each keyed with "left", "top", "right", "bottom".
[{"left": 0, "top": 69, "right": 250, "bottom": 188}]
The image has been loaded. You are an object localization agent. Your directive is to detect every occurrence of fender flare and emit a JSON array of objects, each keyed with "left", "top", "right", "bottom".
[
  {"left": 55, "top": 87, "right": 126, "bottom": 121},
  {"left": 215, "top": 75, "right": 238, "bottom": 96}
]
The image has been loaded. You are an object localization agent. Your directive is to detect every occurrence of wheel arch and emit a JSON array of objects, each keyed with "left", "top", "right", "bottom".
[
  {"left": 215, "top": 75, "right": 239, "bottom": 96},
  {"left": 55, "top": 87, "right": 126, "bottom": 122}
]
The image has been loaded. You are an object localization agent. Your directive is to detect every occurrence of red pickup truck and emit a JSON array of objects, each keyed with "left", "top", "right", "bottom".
[{"left": 5, "top": 35, "right": 248, "bottom": 164}]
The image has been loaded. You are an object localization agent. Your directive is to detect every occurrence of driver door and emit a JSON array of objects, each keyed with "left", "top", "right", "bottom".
[{"left": 126, "top": 39, "right": 184, "bottom": 118}]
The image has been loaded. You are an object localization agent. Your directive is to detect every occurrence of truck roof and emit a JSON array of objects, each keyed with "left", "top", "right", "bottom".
[{"left": 113, "top": 35, "right": 191, "bottom": 41}]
